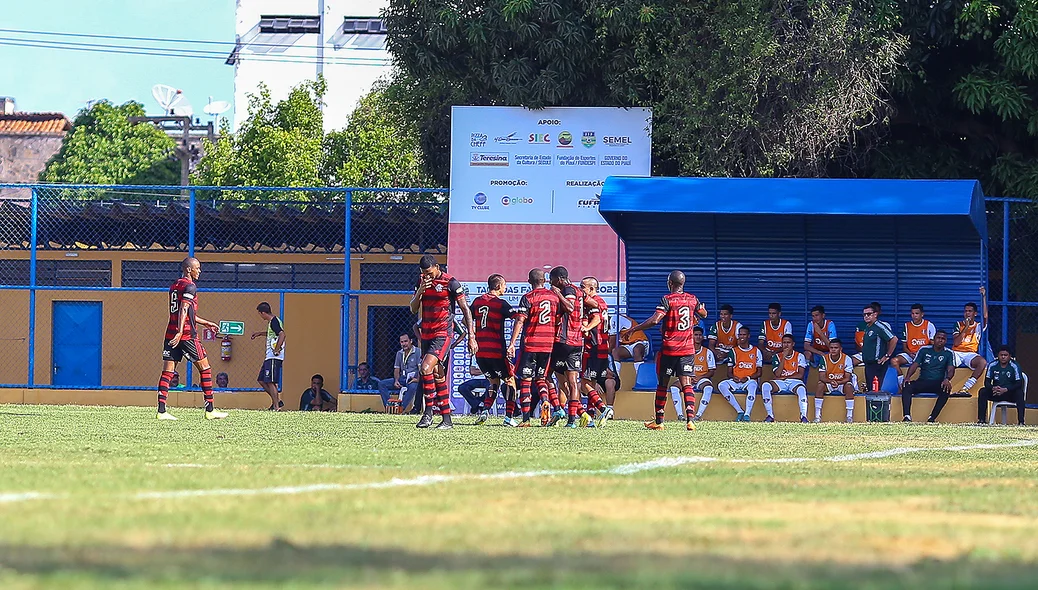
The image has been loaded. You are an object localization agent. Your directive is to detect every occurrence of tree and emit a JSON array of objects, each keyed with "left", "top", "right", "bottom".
[{"left": 39, "top": 100, "right": 178, "bottom": 185}]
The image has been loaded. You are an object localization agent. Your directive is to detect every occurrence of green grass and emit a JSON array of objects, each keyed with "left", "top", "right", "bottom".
[{"left": 2, "top": 405, "right": 1038, "bottom": 589}]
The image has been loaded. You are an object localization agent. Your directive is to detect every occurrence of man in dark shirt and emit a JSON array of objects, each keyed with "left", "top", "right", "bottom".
[
  {"left": 978, "top": 345, "right": 1026, "bottom": 425},
  {"left": 351, "top": 362, "right": 380, "bottom": 391},
  {"left": 300, "top": 374, "right": 336, "bottom": 411},
  {"left": 899, "top": 330, "right": 955, "bottom": 422}
]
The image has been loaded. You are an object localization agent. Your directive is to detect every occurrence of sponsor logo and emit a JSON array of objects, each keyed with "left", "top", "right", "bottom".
[
  {"left": 471, "top": 192, "right": 489, "bottom": 211},
  {"left": 494, "top": 132, "right": 521, "bottom": 144},
  {"left": 577, "top": 194, "right": 601, "bottom": 208},
  {"left": 435, "top": 283, "right": 444, "bottom": 292},
  {"left": 911, "top": 338, "right": 928, "bottom": 347},
  {"left": 500, "top": 195, "right": 535, "bottom": 206},
  {"left": 602, "top": 135, "right": 632, "bottom": 147},
  {"left": 557, "top": 131, "right": 573, "bottom": 147},
  {"left": 582, "top": 131, "right": 596, "bottom": 148},
  {"left": 566, "top": 180, "right": 603, "bottom": 187},
  {"left": 537, "top": 119, "right": 561, "bottom": 125},
  {"left": 470, "top": 132, "right": 488, "bottom": 148},
  {"left": 470, "top": 152, "right": 509, "bottom": 167},
  {"left": 601, "top": 154, "right": 631, "bottom": 167},
  {"left": 737, "top": 361, "right": 754, "bottom": 370},
  {"left": 682, "top": 364, "right": 694, "bottom": 373},
  {"left": 557, "top": 154, "right": 597, "bottom": 167},
  {"left": 529, "top": 133, "right": 552, "bottom": 144},
  {"left": 489, "top": 179, "right": 528, "bottom": 186},
  {"left": 514, "top": 154, "right": 553, "bottom": 166}
]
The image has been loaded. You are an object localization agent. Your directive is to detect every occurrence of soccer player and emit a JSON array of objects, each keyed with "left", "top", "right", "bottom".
[
  {"left": 861, "top": 303, "right": 898, "bottom": 392},
  {"left": 717, "top": 326, "right": 762, "bottom": 422},
  {"left": 952, "top": 286, "right": 989, "bottom": 393},
  {"left": 251, "top": 302, "right": 286, "bottom": 411},
  {"left": 761, "top": 334, "right": 809, "bottom": 422},
  {"left": 899, "top": 330, "right": 955, "bottom": 423},
  {"left": 891, "top": 304, "right": 936, "bottom": 378},
  {"left": 508, "top": 268, "right": 562, "bottom": 427},
  {"left": 156, "top": 257, "right": 227, "bottom": 421},
  {"left": 815, "top": 338, "right": 856, "bottom": 423},
  {"left": 625, "top": 270, "right": 707, "bottom": 430},
  {"left": 803, "top": 305, "right": 837, "bottom": 366},
  {"left": 977, "top": 345, "right": 1026, "bottom": 425},
  {"left": 470, "top": 274, "right": 518, "bottom": 426},
  {"left": 580, "top": 276, "right": 613, "bottom": 427},
  {"left": 410, "top": 255, "right": 477, "bottom": 430},
  {"left": 758, "top": 303, "right": 792, "bottom": 363},
  {"left": 688, "top": 326, "right": 719, "bottom": 422},
  {"left": 549, "top": 266, "right": 596, "bottom": 428},
  {"left": 708, "top": 304, "right": 742, "bottom": 362}
]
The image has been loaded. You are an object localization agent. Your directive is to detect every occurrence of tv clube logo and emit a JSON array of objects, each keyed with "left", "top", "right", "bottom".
[
  {"left": 582, "top": 131, "right": 596, "bottom": 148},
  {"left": 557, "top": 131, "right": 573, "bottom": 148},
  {"left": 501, "top": 195, "right": 535, "bottom": 206},
  {"left": 472, "top": 192, "right": 489, "bottom": 211}
]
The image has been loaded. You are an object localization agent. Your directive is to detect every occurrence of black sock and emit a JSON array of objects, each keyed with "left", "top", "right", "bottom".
[
  {"left": 205, "top": 401, "right": 214, "bottom": 412},
  {"left": 158, "top": 401, "right": 166, "bottom": 413}
]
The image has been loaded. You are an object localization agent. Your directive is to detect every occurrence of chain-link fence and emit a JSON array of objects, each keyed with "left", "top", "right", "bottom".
[{"left": 0, "top": 184, "right": 445, "bottom": 399}]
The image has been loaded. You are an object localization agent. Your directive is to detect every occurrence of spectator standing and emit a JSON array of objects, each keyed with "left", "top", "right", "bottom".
[
  {"left": 899, "top": 330, "right": 955, "bottom": 423},
  {"left": 351, "top": 362, "right": 380, "bottom": 391},
  {"left": 860, "top": 304, "right": 898, "bottom": 392},
  {"left": 977, "top": 346, "right": 1026, "bottom": 425},
  {"left": 378, "top": 333, "right": 421, "bottom": 412},
  {"left": 300, "top": 374, "right": 336, "bottom": 411},
  {"left": 251, "top": 302, "right": 286, "bottom": 411}
]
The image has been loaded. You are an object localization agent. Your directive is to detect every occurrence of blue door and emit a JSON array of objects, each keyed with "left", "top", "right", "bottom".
[{"left": 52, "top": 301, "right": 102, "bottom": 386}]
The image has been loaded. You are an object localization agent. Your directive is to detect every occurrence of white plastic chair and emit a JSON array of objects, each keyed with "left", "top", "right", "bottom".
[{"left": 989, "top": 373, "right": 1028, "bottom": 425}]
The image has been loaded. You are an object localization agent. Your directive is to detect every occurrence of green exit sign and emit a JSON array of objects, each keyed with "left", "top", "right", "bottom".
[{"left": 219, "top": 321, "right": 245, "bottom": 336}]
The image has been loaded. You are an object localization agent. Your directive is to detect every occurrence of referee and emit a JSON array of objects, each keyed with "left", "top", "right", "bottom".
[{"left": 861, "top": 304, "right": 898, "bottom": 391}]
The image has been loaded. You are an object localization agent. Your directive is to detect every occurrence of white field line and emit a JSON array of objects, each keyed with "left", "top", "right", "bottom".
[{"left": 3, "top": 439, "right": 1035, "bottom": 505}]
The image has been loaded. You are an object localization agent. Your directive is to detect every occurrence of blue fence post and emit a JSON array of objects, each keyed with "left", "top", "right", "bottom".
[
  {"left": 279, "top": 290, "right": 285, "bottom": 394},
  {"left": 1002, "top": 200, "right": 1010, "bottom": 347},
  {"left": 28, "top": 187, "right": 38, "bottom": 387},
  {"left": 188, "top": 188, "right": 196, "bottom": 258},
  {"left": 341, "top": 190, "right": 352, "bottom": 391}
]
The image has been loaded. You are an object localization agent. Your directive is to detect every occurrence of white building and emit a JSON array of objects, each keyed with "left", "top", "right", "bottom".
[{"left": 227, "top": 0, "right": 392, "bottom": 132}]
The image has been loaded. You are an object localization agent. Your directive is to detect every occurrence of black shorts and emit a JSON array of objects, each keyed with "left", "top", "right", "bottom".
[
  {"left": 421, "top": 337, "right": 451, "bottom": 362},
  {"left": 518, "top": 350, "right": 552, "bottom": 380},
  {"left": 475, "top": 356, "right": 514, "bottom": 380},
  {"left": 258, "top": 358, "right": 283, "bottom": 385},
  {"left": 657, "top": 353, "right": 695, "bottom": 380},
  {"left": 584, "top": 356, "right": 609, "bottom": 382},
  {"left": 552, "top": 343, "right": 582, "bottom": 373},
  {"left": 162, "top": 338, "right": 206, "bottom": 364}
]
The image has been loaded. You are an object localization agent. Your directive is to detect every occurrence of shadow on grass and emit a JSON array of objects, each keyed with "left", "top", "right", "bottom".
[{"left": 1, "top": 542, "right": 1036, "bottom": 589}]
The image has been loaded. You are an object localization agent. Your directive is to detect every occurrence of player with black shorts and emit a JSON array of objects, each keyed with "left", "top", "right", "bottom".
[
  {"left": 410, "top": 255, "right": 477, "bottom": 430},
  {"left": 507, "top": 268, "right": 562, "bottom": 427},
  {"left": 579, "top": 276, "right": 612, "bottom": 426},
  {"left": 471, "top": 273, "right": 518, "bottom": 425},
  {"left": 626, "top": 270, "right": 708, "bottom": 431},
  {"left": 156, "top": 257, "right": 227, "bottom": 421},
  {"left": 548, "top": 266, "right": 597, "bottom": 428}
]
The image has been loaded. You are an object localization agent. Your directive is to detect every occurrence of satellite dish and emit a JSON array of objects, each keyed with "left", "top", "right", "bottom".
[
  {"left": 152, "top": 84, "right": 183, "bottom": 112},
  {"left": 203, "top": 100, "right": 230, "bottom": 116},
  {"left": 171, "top": 104, "right": 194, "bottom": 117}
]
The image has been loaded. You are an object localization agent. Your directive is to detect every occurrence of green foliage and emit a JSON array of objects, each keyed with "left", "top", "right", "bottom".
[{"left": 39, "top": 100, "right": 178, "bottom": 185}]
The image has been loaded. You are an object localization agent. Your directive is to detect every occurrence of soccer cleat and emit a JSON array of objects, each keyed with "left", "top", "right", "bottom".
[
  {"left": 517, "top": 421, "right": 532, "bottom": 428},
  {"left": 435, "top": 420, "right": 453, "bottom": 430},
  {"left": 547, "top": 409, "right": 566, "bottom": 427},
  {"left": 503, "top": 416, "right": 519, "bottom": 427},
  {"left": 686, "top": 420, "right": 696, "bottom": 431},
  {"left": 813, "top": 416, "right": 822, "bottom": 423},
  {"left": 204, "top": 410, "right": 228, "bottom": 420},
  {"left": 926, "top": 417, "right": 937, "bottom": 424},
  {"left": 157, "top": 411, "right": 177, "bottom": 421},
  {"left": 578, "top": 412, "right": 592, "bottom": 428},
  {"left": 587, "top": 419, "right": 596, "bottom": 428},
  {"left": 764, "top": 416, "right": 775, "bottom": 423},
  {"left": 597, "top": 407, "right": 614, "bottom": 428},
  {"left": 416, "top": 413, "right": 434, "bottom": 428},
  {"left": 903, "top": 415, "right": 912, "bottom": 422},
  {"left": 735, "top": 412, "right": 745, "bottom": 422},
  {"left": 539, "top": 401, "right": 551, "bottom": 426},
  {"left": 475, "top": 410, "right": 489, "bottom": 425},
  {"left": 739, "top": 413, "right": 752, "bottom": 422},
  {"left": 800, "top": 415, "right": 809, "bottom": 423},
  {"left": 846, "top": 416, "right": 854, "bottom": 424},
  {"left": 565, "top": 422, "right": 578, "bottom": 429},
  {"left": 644, "top": 420, "right": 664, "bottom": 431}
]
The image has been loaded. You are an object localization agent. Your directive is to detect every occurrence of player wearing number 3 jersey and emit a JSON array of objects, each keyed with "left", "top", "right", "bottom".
[{"left": 626, "top": 270, "right": 708, "bottom": 431}]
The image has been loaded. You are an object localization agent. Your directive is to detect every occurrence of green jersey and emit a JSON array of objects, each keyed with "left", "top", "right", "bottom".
[
  {"left": 986, "top": 361, "right": 1022, "bottom": 389},
  {"left": 914, "top": 346, "right": 953, "bottom": 381},
  {"left": 862, "top": 321, "right": 895, "bottom": 362}
]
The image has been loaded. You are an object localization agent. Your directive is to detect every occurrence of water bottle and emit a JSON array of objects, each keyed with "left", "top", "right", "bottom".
[{"left": 872, "top": 376, "right": 880, "bottom": 392}]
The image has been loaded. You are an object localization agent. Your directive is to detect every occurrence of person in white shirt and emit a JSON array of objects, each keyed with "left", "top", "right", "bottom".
[{"left": 251, "top": 301, "right": 285, "bottom": 411}]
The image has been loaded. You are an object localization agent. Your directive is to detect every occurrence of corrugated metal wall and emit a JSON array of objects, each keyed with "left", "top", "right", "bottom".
[{"left": 626, "top": 215, "right": 982, "bottom": 353}]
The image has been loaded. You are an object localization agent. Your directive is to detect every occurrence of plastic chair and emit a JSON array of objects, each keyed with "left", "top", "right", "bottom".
[
  {"left": 633, "top": 363, "right": 658, "bottom": 391},
  {"left": 989, "top": 373, "right": 1028, "bottom": 425}
]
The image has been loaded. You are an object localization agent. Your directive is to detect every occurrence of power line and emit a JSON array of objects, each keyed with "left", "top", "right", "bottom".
[{"left": 0, "top": 27, "right": 382, "bottom": 51}]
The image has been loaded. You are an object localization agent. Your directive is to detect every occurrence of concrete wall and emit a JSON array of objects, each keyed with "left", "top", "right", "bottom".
[{"left": 0, "top": 134, "right": 64, "bottom": 199}]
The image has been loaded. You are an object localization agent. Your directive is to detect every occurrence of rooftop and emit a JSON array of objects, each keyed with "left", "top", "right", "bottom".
[{"left": 0, "top": 112, "right": 72, "bottom": 136}]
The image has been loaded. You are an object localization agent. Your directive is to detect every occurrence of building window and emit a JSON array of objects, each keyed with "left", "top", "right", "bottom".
[
  {"left": 37, "top": 260, "right": 112, "bottom": 287},
  {"left": 360, "top": 263, "right": 416, "bottom": 291},
  {"left": 121, "top": 261, "right": 345, "bottom": 290},
  {"left": 258, "top": 15, "right": 321, "bottom": 34},
  {"left": 332, "top": 17, "right": 388, "bottom": 50}
]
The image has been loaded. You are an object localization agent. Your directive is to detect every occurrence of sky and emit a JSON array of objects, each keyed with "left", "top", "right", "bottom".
[{"left": 0, "top": 0, "right": 234, "bottom": 118}]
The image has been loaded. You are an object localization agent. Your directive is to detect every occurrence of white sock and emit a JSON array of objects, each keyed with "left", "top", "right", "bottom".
[
  {"left": 897, "top": 375, "right": 904, "bottom": 386},
  {"left": 845, "top": 399, "right": 855, "bottom": 422},
  {"left": 670, "top": 386, "right": 683, "bottom": 418},
  {"left": 744, "top": 391, "right": 756, "bottom": 415},
  {"left": 696, "top": 386, "right": 713, "bottom": 418},
  {"left": 963, "top": 377, "right": 977, "bottom": 390},
  {"left": 718, "top": 381, "right": 744, "bottom": 413},
  {"left": 760, "top": 382, "right": 774, "bottom": 417},
  {"left": 795, "top": 385, "right": 808, "bottom": 417},
  {"left": 814, "top": 397, "right": 824, "bottom": 420}
]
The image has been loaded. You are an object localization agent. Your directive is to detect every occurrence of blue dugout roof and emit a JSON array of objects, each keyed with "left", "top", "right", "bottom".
[{"left": 599, "top": 177, "right": 986, "bottom": 239}]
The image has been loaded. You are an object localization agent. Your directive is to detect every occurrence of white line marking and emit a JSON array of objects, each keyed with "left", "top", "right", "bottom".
[{"left": 4, "top": 439, "right": 1035, "bottom": 505}]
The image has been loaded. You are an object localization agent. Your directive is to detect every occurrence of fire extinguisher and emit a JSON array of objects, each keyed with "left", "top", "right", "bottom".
[{"left": 221, "top": 335, "right": 232, "bottom": 361}]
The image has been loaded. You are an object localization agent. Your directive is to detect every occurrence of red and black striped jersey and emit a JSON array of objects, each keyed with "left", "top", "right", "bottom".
[
  {"left": 165, "top": 277, "right": 198, "bottom": 340},
  {"left": 654, "top": 291, "right": 702, "bottom": 356},
  {"left": 555, "top": 284, "right": 585, "bottom": 347},
  {"left": 584, "top": 295, "right": 610, "bottom": 359},
  {"left": 418, "top": 272, "right": 464, "bottom": 340},
  {"left": 472, "top": 293, "right": 513, "bottom": 360},
  {"left": 515, "top": 287, "right": 558, "bottom": 353}
]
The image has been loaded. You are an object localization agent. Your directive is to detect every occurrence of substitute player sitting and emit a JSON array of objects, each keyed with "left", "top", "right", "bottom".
[
  {"left": 891, "top": 303, "right": 935, "bottom": 380},
  {"left": 815, "top": 338, "right": 857, "bottom": 423},
  {"left": 717, "top": 326, "right": 762, "bottom": 422},
  {"left": 758, "top": 303, "right": 792, "bottom": 363},
  {"left": 688, "top": 326, "right": 719, "bottom": 423},
  {"left": 708, "top": 304, "right": 742, "bottom": 362},
  {"left": 951, "top": 286, "right": 989, "bottom": 393},
  {"left": 156, "top": 257, "right": 227, "bottom": 421},
  {"left": 625, "top": 270, "right": 707, "bottom": 431},
  {"left": 760, "top": 334, "right": 809, "bottom": 423},
  {"left": 470, "top": 273, "right": 518, "bottom": 426}
]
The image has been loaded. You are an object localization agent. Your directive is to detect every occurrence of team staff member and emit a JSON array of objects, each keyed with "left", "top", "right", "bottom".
[
  {"left": 861, "top": 304, "right": 898, "bottom": 391},
  {"left": 252, "top": 302, "right": 286, "bottom": 411},
  {"left": 977, "top": 346, "right": 1026, "bottom": 425},
  {"left": 899, "top": 330, "right": 955, "bottom": 423}
]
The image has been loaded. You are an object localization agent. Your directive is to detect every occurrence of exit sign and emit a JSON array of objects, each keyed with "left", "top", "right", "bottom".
[{"left": 219, "top": 321, "right": 245, "bottom": 336}]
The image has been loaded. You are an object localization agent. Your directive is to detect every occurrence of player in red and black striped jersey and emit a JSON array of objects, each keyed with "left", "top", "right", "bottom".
[
  {"left": 626, "top": 270, "right": 708, "bottom": 431},
  {"left": 549, "top": 265, "right": 600, "bottom": 427},
  {"left": 579, "top": 276, "right": 612, "bottom": 426},
  {"left": 156, "top": 257, "right": 226, "bottom": 421},
  {"left": 470, "top": 273, "right": 518, "bottom": 425},
  {"left": 507, "top": 268, "right": 564, "bottom": 427},
  {"left": 410, "top": 255, "right": 477, "bottom": 430}
]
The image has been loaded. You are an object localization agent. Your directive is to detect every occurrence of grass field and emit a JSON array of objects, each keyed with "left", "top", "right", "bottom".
[{"left": 2, "top": 405, "right": 1038, "bottom": 589}]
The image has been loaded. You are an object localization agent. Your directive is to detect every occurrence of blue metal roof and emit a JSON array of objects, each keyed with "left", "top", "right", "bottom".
[{"left": 599, "top": 177, "right": 986, "bottom": 239}]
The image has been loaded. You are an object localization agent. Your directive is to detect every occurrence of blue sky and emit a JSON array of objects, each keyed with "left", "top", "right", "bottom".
[{"left": 0, "top": 0, "right": 234, "bottom": 118}]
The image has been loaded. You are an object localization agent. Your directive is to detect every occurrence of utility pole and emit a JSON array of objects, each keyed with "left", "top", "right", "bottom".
[{"left": 127, "top": 115, "right": 216, "bottom": 187}]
